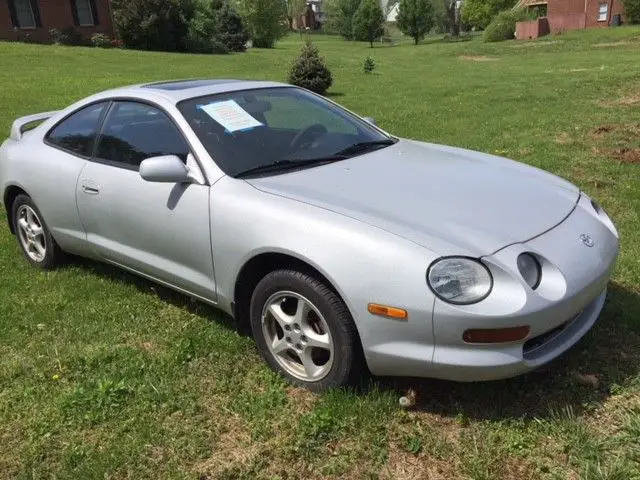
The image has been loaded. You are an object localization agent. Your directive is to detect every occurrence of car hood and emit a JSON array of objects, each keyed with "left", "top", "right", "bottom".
[{"left": 246, "top": 139, "right": 580, "bottom": 256}]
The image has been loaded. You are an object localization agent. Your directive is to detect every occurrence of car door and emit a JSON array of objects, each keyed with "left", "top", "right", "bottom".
[
  {"left": 35, "top": 101, "right": 109, "bottom": 255},
  {"left": 75, "top": 100, "right": 216, "bottom": 302}
]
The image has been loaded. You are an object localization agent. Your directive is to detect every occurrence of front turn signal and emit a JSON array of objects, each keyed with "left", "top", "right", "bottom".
[{"left": 368, "top": 303, "right": 408, "bottom": 320}]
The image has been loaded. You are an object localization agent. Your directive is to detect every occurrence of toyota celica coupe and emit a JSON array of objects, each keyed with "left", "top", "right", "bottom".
[{"left": 0, "top": 79, "right": 619, "bottom": 391}]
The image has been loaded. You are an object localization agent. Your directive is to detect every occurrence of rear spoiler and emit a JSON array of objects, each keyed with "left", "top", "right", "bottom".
[{"left": 10, "top": 111, "right": 59, "bottom": 141}]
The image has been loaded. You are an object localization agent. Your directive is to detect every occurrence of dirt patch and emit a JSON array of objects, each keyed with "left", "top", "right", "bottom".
[
  {"left": 584, "top": 392, "right": 640, "bottom": 438},
  {"left": 610, "top": 147, "right": 640, "bottom": 164},
  {"left": 556, "top": 132, "right": 572, "bottom": 144},
  {"left": 285, "top": 386, "right": 317, "bottom": 414},
  {"left": 589, "top": 124, "right": 640, "bottom": 164},
  {"left": 600, "top": 85, "right": 640, "bottom": 107},
  {"left": 458, "top": 55, "right": 499, "bottom": 62},
  {"left": 591, "top": 124, "right": 615, "bottom": 137},
  {"left": 381, "top": 447, "right": 461, "bottom": 480},
  {"left": 593, "top": 41, "right": 632, "bottom": 48},
  {"left": 510, "top": 40, "right": 564, "bottom": 48},
  {"left": 194, "top": 416, "right": 259, "bottom": 478}
]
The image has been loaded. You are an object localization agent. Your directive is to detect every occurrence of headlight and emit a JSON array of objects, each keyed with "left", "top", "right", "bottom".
[
  {"left": 427, "top": 257, "right": 493, "bottom": 305},
  {"left": 517, "top": 253, "right": 541, "bottom": 289}
]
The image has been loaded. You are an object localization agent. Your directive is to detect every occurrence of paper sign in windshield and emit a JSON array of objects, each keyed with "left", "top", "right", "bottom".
[{"left": 200, "top": 100, "right": 262, "bottom": 133}]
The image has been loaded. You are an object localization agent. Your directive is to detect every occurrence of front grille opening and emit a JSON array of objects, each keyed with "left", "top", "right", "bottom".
[{"left": 524, "top": 321, "right": 569, "bottom": 357}]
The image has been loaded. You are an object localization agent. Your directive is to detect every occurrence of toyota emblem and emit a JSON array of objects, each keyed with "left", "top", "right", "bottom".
[{"left": 580, "top": 234, "right": 594, "bottom": 247}]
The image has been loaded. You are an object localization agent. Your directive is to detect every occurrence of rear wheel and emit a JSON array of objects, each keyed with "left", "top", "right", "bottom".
[
  {"left": 250, "top": 269, "right": 362, "bottom": 392},
  {"left": 12, "top": 194, "right": 63, "bottom": 270}
]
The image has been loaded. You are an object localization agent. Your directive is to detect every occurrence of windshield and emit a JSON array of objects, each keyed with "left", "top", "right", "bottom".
[{"left": 178, "top": 87, "right": 394, "bottom": 177}]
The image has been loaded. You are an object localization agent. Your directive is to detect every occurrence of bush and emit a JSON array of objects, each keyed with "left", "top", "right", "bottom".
[
  {"left": 111, "top": 0, "right": 189, "bottom": 52},
  {"left": 623, "top": 0, "right": 640, "bottom": 23},
  {"left": 240, "top": 0, "right": 288, "bottom": 48},
  {"left": 352, "top": 0, "right": 385, "bottom": 47},
  {"left": 217, "top": 1, "right": 250, "bottom": 52},
  {"left": 288, "top": 40, "right": 333, "bottom": 95},
  {"left": 49, "top": 27, "right": 83, "bottom": 46},
  {"left": 211, "top": 37, "right": 230, "bottom": 54},
  {"left": 185, "top": 0, "right": 220, "bottom": 53},
  {"left": 363, "top": 56, "right": 375, "bottom": 73},
  {"left": 91, "top": 33, "right": 113, "bottom": 48},
  {"left": 483, "top": 8, "right": 529, "bottom": 42}
]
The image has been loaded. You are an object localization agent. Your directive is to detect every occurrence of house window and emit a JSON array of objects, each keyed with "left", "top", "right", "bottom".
[
  {"left": 11, "top": 0, "right": 37, "bottom": 28},
  {"left": 74, "top": 0, "right": 95, "bottom": 26},
  {"left": 598, "top": 3, "right": 608, "bottom": 21}
]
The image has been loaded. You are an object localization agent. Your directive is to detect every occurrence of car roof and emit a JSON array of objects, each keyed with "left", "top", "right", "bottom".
[{"left": 97, "top": 79, "right": 291, "bottom": 104}]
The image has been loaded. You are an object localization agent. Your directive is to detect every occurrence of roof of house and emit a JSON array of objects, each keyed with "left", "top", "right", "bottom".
[{"left": 516, "top": 0, "right": 548, "bottom": 7}]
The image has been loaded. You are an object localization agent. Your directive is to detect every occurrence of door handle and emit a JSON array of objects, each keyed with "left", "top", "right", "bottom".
[{"left": 82, "top": 184, "right": 100, "bottom": 195}]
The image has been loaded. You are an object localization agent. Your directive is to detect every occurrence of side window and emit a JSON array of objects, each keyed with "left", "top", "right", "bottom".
[
  {"left": 95, "top": 102, "right": 189, "bottom": 169},
  {"left": 46, "top": 102, "right": 107, "bottom": 157}
]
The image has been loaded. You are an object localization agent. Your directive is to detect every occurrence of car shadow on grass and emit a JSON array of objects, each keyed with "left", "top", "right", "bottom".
[
  {"left": 373, "top": 281, "right": 640, "bottom": 421},
  {"left": 65, "top": 257, "right": 639, "bottom": 421},
  {"left": 65, "top": 256, "right": 239, "bottom": 332}
]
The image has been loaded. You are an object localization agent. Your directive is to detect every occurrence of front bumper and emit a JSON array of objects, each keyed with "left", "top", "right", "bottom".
[{"left": 367, "top": 194, "right": 619, "bottom": 381}]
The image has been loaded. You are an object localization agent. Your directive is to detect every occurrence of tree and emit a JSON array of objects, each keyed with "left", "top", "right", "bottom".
[
  {"left": 324, "top": 0, "right": 361, "bottom": 40},
  {"left": 185, "top": 0, "right": 220, "bottom": 53},
  {"left": 396, "top": 0, "right": 435, "bottom": 45},
  {"left": 217, "top": 1, "right": 250, "bottom": 51},
  {"left": 288, "top": 40, "right": 333, "bottom": 95},
  {"left": 111, "top": 0, "right": 189, "bottom": 52},
  {"left": 461, "top": 0, "right": 517, "bottom": 30},
  {"left": 240, "top": 0, "right": 288, "bottom": 48},
  {"left": 622, "top": 0, "right": 640, "bottom": 23},
  {"left": 352, "top": 0, "right": 385, "bottom": 47},
  {"left": 286, "top": 0, "right": 307, "bottom": 29},
  {"left": 444, "top": 0, "right": 460, "bottom": 36}
]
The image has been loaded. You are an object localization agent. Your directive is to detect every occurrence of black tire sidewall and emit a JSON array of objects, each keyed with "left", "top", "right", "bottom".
[
  {"left": 11, "top": 194, "right": 59, "bottom": 270},
  {"left": 249, "top": 269, "right": 360, "bottom": 392}
]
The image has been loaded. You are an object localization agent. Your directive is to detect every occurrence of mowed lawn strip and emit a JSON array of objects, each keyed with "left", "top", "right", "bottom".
[{"left": 0, "top": 27, "right": 639, "bottom": 479}]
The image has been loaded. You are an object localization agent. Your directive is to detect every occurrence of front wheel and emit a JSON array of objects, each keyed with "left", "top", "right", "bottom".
[{"left": 249, "top": 270, "right": 363, "bottom": 392}]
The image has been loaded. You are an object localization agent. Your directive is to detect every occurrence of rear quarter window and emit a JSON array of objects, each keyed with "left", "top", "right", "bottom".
[{"left": 45, "top": 102, "right": 108, "bottom": 157}]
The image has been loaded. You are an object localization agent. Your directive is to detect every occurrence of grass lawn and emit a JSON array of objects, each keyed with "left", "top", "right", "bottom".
[{"left": 1, "top": 27, "right": 640, "bottom": 479}]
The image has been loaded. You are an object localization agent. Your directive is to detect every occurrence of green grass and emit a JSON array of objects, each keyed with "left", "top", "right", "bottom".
[{"left": 1, "top": 27, "right": 640, "bottom": 479}]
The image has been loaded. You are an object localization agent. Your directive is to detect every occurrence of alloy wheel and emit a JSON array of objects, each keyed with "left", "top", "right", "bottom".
[
  {"left": 261, "top": 291, "right": 334, "bottom": 382},
  {"left": 16, "top": 205, "right": 47, "bottom": 263}
]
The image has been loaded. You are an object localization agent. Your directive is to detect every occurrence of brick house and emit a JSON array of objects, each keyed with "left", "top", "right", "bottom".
[
  {"left": 516, "top": 0, "right": 625, "bottom": 39},
  {"left": 1, "top": 0, "right": 116, "bottom": 43}
]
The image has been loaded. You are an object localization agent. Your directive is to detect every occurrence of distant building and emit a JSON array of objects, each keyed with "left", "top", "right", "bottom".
[
  {"left": 1, "top": 0, "right": 116, "bottom": 43},
  {"left": 516, "top": 0, "right": 625, "bottom": 39}
]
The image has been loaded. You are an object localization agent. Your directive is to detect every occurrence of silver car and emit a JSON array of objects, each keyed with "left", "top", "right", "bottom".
[{"left": 0, "top": 80, "right": 619, "bottom": 391}]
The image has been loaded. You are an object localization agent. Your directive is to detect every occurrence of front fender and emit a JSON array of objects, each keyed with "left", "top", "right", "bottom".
[{"left": 210, "top": 177, "right": 439, "bottom": 373}]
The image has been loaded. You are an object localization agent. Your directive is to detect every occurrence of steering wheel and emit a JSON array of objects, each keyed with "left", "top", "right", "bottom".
[{"left": 291, "top": 124, "right": 328, "bottom": 151}]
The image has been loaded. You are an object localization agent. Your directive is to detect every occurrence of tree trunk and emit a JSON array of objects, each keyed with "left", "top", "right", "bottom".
[
  {"left": 370, "top": 38, "right": 373, "bottom": 48},
  {"left": 448, "top": 2, "right": 459, "bottom": 36},
  {"left": 288, "top": 17, "right": 294, "bottom": 30},
  {"left": 414, "top": 36, "right": 419, "bottom": 45}
]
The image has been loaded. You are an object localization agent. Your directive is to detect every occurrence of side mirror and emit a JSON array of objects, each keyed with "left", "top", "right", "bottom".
[
  {"left": 139, "top": 155, "right": 190, "bottom": 183},
  {"left": 363, "top": 116, "right": 376, "bottom": 126}
]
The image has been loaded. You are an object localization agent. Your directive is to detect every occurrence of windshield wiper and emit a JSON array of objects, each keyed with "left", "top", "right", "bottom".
[
  {"left": 235, "top": 156, "right": 347, "bottom": 178},
  {"left": 333, "top": 139, "right": 396, "bottom": 157}
]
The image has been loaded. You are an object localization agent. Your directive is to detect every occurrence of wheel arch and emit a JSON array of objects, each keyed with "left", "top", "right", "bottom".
[
  {"left": 3, "top": 184, "right": 29, "bottom": 234},
  {"left": 232, "top": 251, "right": 358, "bottom": 335}
]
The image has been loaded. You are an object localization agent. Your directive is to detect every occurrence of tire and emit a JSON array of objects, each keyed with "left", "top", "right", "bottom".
[
  {"left": 249, "top": 269, "right": 363, "bottom": 392},
  {"left": 11, "top": 194, "right": 63, "bottom": 270}
]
